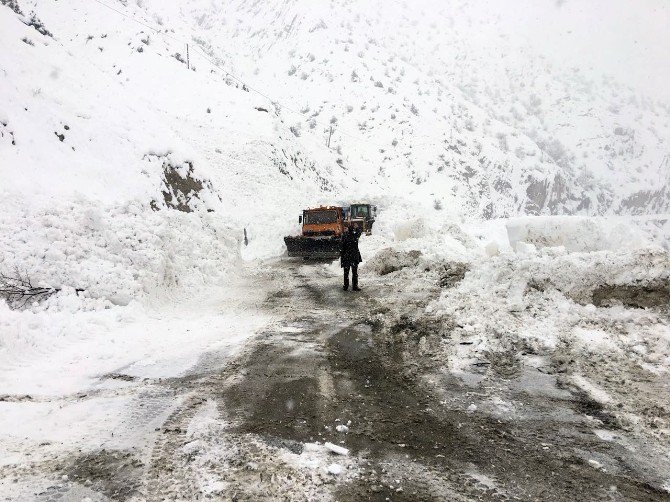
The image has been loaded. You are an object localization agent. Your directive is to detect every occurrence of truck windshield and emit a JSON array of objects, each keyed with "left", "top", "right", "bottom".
[
  {"left": 305, "top": 210, "right": 338, "bottom": 224},
  {"left": 351, "top": 205, "right": 369, "bottom": 218}
]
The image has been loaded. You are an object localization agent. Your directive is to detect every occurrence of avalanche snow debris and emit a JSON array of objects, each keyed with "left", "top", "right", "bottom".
[
  {"left": 327, "top": 463, "right": 343, "bottom": 475},
  {"left": 367, "top": 248, "right": 423, "bottom": 276},
  {"left": 324, "top": 442, "right": 349, "bottom": 456}
]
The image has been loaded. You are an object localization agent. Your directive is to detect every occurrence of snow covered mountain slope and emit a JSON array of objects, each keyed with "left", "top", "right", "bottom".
[{"left": 128, "top": 0, "right": 669, "bottom": 216}]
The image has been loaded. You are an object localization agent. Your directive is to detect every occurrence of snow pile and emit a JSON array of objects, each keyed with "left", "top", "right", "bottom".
[
  {"left": 0, "top": 269, "right": 269, "bottom": 397},
  {"left": 361, "top": 207, "right": 481, "bottom": 277},
  {"left": 430, "top": 243, "right": 670, "bottom": 430},
  {"left": 505, "top": 215, "right": 667, "bottom": 252},
  {"left": 0, "top": 195, "right": 238, "bottom": 307},
  {"left": 365, "top": 248, "right": 424, "bottom": 276}
]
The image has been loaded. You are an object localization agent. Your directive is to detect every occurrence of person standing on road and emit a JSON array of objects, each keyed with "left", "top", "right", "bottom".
[{"left": 341, "top": 225, "right": 362, "bottom": 291}]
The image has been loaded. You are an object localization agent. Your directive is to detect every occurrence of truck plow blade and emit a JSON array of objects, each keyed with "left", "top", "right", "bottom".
[{"left": 284, "top": 236, "right": 340, "bottom": 259}]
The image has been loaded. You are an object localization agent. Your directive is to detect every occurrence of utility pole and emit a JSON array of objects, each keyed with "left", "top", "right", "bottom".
[
  {"left": 327, "top": 126, "right": 333, "bottom": 148},
  {"left": 186, "top": 43, "right": 190, "bottom": 70}
]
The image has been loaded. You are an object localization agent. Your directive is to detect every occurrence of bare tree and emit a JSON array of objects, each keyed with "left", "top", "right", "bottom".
[{"left": 0, "top": 270, "right": 64, "bottom": 309}]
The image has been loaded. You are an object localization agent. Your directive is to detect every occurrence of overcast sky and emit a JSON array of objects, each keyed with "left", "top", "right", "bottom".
[{"left": 461, "top": 0, "right": 670, "bottom": 102}]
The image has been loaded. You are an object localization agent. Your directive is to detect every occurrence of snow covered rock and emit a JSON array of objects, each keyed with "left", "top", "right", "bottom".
[{"left": 366, "top": 248, "right": 423, "bottom": 276}]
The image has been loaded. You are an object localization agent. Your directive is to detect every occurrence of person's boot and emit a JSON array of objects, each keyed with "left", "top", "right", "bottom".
[
  {"left": 352, "top": 285, "right": 361, "bottom": 291},
  {"left": 343, "top": 284, "right": 349, "bottom": 291}
]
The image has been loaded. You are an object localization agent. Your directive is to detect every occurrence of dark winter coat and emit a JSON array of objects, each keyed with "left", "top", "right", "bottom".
[{"left": 340, "top": 229, "right": 362, "bottom": 267}]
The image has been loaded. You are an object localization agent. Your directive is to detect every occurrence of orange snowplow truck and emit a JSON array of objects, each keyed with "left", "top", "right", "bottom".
[
  {"left": 284, "top": 206, "right": 345, "bottom": 259},
  {"left": 284, "top": 204, "right": 376, "bottom": 259}
]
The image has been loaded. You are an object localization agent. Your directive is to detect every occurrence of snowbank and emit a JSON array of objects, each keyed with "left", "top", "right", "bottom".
[
  {"left": 429, "top": 243, "right": 670, "bottom": 430},
  {"left": 0, "top": 268, "right": 270, "bottom": 397},
  {"left": 505, "top": 215, "right": 669, "bottom": 252},
  {"left": 0, "top": 194, "right": 238, "bottom": 306}
]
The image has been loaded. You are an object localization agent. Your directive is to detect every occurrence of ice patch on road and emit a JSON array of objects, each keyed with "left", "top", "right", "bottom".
[
  {"left": 324, "top": 442, "right": 349, "bottom": 456},
  {"left": 0, "top": 389, "right": 179, "bottom": 466},
  {"left": 327, "top": 463, "right": 343, "bottom": 475},
  {"left": 571, "top": 375, "right": 613, "bottom": 405},
  {"left": 277, "top": 325, "right": 305, "bottom": 333}
]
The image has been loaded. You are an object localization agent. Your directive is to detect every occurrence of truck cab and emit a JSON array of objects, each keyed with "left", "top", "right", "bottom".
[
  {"left": 344, "top": 203, "right": 377, "bottom": 235},
  {"left": 298, "top": 206, "right": 345, "bottom": 237}
]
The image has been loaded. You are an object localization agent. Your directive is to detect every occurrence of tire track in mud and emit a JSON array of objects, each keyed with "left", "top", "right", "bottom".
[
  {"left": 32, "top": 261, "right": 669, "bottom": 501},
  {"left": 204, "top": 261, "right": 669, "bottom": 501}
]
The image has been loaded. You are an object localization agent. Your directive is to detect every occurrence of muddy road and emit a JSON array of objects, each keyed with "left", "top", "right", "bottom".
[{"left": 5, "top": 260, "right": 670, "bottom": 501}]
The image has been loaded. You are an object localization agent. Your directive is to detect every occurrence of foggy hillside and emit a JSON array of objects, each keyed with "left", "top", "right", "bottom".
[
  {"left": 146, "top": 0, "right": 670, "bottom": 216},
  {"left": 2, "top": 0, "right": 669, "bottom": 228}
]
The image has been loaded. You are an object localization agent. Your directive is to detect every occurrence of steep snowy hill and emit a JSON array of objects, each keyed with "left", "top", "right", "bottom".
[
  {"left": 0, "top": 0, "right": 359, "bottom": 301},
  {"left": 127, "top": 0, "right": 670, "bottom": 216}
]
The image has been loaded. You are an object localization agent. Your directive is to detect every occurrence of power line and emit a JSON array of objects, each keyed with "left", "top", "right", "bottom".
[{"left": 91, "top": 0, "right": 181, "bottom": 42}]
